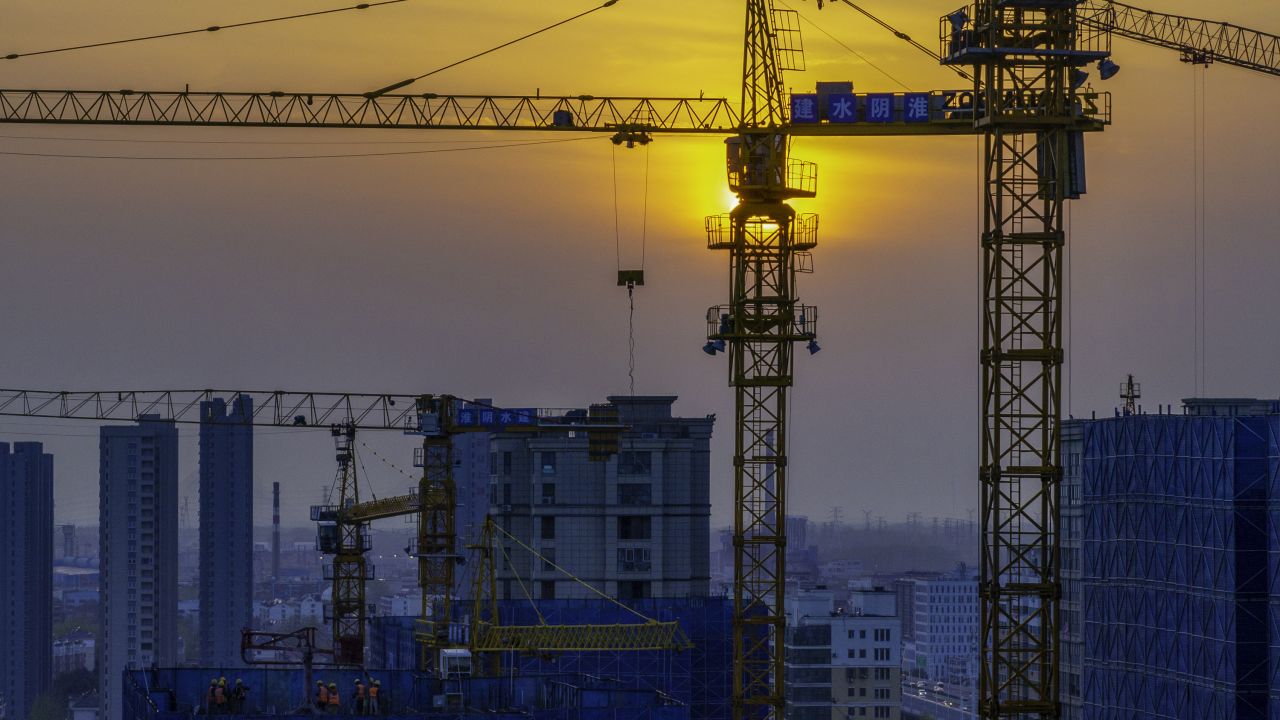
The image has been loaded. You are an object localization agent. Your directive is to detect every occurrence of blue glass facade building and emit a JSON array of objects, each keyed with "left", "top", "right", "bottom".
[
  {"left": 198, "top": 396, "right": 254, "bottom": 668},
  {"left": 1079, "top": 399, "right": 1278, "bottom": 719},
  {"left": 0, "top": 442, "right": 54, "bottom": 720}
]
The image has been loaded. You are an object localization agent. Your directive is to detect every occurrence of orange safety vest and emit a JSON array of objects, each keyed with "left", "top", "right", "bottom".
[
  {"left": 317, "top": 686, "right": 329, "bottom": 703},
  {"left": 329, "top": 690, "right": 341, "bottom": 706},
  {"left": 215, "top": 687, "right": 227, "bottom": 705},
  {"left": 356, "top": 685, "right": 366, "bottom": 699},
  {"left": 369, "top": 686, "right": 379, "bottom": 699}
]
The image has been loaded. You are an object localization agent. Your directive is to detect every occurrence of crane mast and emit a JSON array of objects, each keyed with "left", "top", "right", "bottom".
[
  {"left": 705, "top": 3, "right": 818, "bottom": 719},
  {"left": 942, "top": 2, "right": 1109, "bottom": 717},
  {"left": 312, "top": 422, "right": 371, "bottom": 665}
]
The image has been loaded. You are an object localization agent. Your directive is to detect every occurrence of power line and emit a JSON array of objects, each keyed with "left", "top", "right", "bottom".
[
  {"left": 3, "top": 1, "right": 409, "bottom": 62},
  {"left": 835, "top": 0, "right": 973, "bottom": 82},
  {"left": 365, "top": 0, "right": 624, "bottom": 97},
  {"left": 780, "top": 2, "right": 913, "bottom": 92},
  {"left": 0, "top": 135, "right": 602, "bottom": 160}
]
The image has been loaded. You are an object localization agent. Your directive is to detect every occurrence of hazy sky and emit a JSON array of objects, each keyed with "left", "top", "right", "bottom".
[{"left": 2, "top": 1, "right": 1279, "bottom": 533}]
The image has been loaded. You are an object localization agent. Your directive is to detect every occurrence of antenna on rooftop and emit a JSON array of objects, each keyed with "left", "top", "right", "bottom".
[{"left": 1120, "top": 374, "right": 1141, "bottom": 416}]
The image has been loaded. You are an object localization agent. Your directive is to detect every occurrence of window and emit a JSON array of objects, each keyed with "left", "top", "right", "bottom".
[
  {"left": 859, "top": 649, "right": 867, "bottom": 659},
  {"left": 489, "top": 452, "right": 497, "bottom": 476},
  {"left": 489, "top": 484, "right": 499, "bottom": 505},
  {"left": 873, "top": 648, "right": 890, "bottom": 661},
  {"left": 541, "top": 483, "right": 556, "bottom": 505},
  {"left": 541, "top": 517, "right": 556, "bottom": 540},
  {"left": 859, "top": 630, "right": 866, "bottom": 639},
  {"left": 618, "top": 450, "right": 652, "bottom": 475},
  {"left": 618, "top": 581, "right": 650, "bottom": 600},
  {"left": 542, "top": 547, "right": 556, "bottom": 571},
  {"left": 618, "top": 516, "right": 652, "bottom": 540},
  {"left": 502, "top": 483, "right": 512, "bottom": 506},
  {"left": 874, "top": 688, "right": 890, "bottom": 700},
  {"left": 503, "top": 451, "right": 512, "bottom": 475},
  {"left": 618, "top": 483, "right": 652, "bottom": 505},
  {"left": 874, "top": 628, "right": 891, "bottom": 642},
  {"left": 541, "top": 452, "right": 557, "bottom": 475},
  {"left": 874, "top": 708, "right": 890, "bottom": 719},
  {"left": 541, "top": 581, "right": 555, "bottom": 599},
  {"left": 873, "top": 667, "right": 890, "bottom": 681},
  {"left": 617, "top": 547, "right": 652, "bottom": 571}
]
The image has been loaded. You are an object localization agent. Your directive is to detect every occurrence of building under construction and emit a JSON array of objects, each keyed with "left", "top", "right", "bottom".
[
  {"left": 1065, "top": 398, "right": 1280, "bottom": 718},
  {"left": 119, "top": 596, "right": 732, "bottom": 719}
]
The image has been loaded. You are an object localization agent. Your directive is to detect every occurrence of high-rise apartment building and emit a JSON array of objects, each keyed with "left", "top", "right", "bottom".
[
  {"left": 1075, "top": 399, "right": 1279, "bottom": 719},
  {"left": 199, "top": 396, "right": 254, "bottom": 667},
  {"left": 1059, "top": 419, "right": 1085, "bottom": 720},
  {"left": 0, "top": 442, "right": 54, "bottom": 720},
  {"left": 785, "top": 588, "right": 902, "bottom": 720},
  {"left": 99, "top": 416, "right": 179, "bottom": 719},
  {"left": 491, "top": 395, "right": 712, "bottom": 601}
]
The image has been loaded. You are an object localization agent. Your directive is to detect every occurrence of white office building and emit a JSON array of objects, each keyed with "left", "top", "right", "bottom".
[{"left": 785, "top": 588, "right": 902, "bottom": 720}]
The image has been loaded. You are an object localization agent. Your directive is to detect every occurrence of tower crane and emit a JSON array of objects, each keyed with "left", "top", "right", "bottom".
[
  {"left": 2, "top": 2, "right": 1279, "bottom": 720},
  {"left": 0, "top": 388, "right": 660, "bottom": 670}
]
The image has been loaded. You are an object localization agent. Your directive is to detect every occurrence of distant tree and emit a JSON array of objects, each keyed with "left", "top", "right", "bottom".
[
  {"left": 27, "top": 670, "right": 98, "bottom": 720},
  {"left": 28, "top": 693, "right": 65, "bottom": 720}
]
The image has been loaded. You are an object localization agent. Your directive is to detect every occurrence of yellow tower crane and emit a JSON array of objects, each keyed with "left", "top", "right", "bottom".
[{"left": 0, "top": 388, "right": 671, "bottom": 669}]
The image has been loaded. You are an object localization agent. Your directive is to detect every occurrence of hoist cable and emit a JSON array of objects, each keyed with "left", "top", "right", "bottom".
[
  {"left": 836, "top": 0, "right": 974, "bottom": 82},
  {"left": 366, "top": 0, "right": 624, "bottom": 97},
  {"left": 781, "top": 2, "right": 912, "bottom": 92},
  {"left": 640, "top": 144, "right": 650, "bottom": 271},
  {"left": 628, "top": 287, "right": 637, "bottom": 397},
  {"left": 3, "top": 1, "right": 408, "bottom": 61},
  {"left": 612, "top": 144, "right": 622, "bottom": 273}
]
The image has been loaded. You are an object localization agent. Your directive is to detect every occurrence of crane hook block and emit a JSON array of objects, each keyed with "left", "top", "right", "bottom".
[{"left": 617, "top": 270, "right": 645, "bottom": 288}]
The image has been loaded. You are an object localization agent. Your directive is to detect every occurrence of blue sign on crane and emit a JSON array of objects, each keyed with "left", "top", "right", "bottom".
[{"left": 454, "top": 407, "right": 539, "bottom": 428}]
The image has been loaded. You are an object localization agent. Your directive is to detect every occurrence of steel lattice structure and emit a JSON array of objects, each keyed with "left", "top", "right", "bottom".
[
  {"left": 321, "top": 423, "right": 370, "bottom": 665},
  {"left": 942, "top": 2, "right": 1109, "bottom": 717},
  {"left": 0, "top": 90, "right": 739, "bottom": 133},
  {"left": 704, "top": 4, "right": 818, "bottom": 719},
  {"left": 3, "top": 1, "right": 1277, "bottom": 713},
  {"left": 0, "top": 388, "right": 421, "bottom": 429},
  {"left": 1081, "top": 1, "right": 1280, "bottom": 74}
]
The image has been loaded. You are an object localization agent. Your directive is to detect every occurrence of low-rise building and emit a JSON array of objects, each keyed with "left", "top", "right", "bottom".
[{"left": 785, "top": 589, "right": 902, "bottom": 720}]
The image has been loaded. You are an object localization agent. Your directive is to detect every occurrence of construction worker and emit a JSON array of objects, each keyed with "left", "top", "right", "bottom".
[
  {"left": 214, "top": 678, "right": 228, "bottom": 714},
  {"left": 354, "top": 679, "right": 366, "bottom": 715},
  {"left": 327, "top": 682, "right": 341, "bottom": 715},
  {"left": 232, "top": 679, "right": 248, "bottom": 714},
  {"left": 205, "top": 678, "right": 219, "bottom": 715},
  {"left": 368, "top": 679, "right": 381, "bottom": 715},
  {"left": 315, "top": 680, "right": 329, "bottom": 712}
]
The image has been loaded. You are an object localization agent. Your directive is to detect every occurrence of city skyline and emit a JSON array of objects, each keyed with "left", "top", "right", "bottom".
[{"left": 1, "top": 2, "right": 1278, "bottom": 530}]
